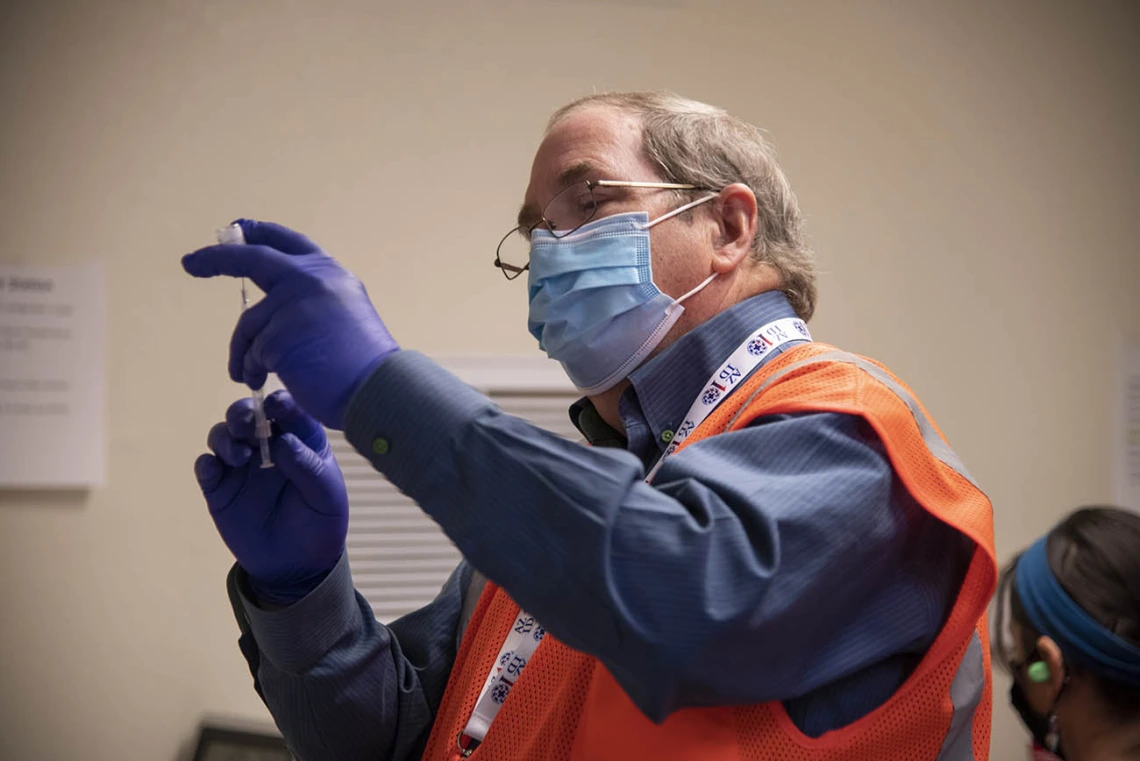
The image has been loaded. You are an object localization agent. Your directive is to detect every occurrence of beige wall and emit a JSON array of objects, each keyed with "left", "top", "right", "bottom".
[{"left": 1, "top": 0, "right": 1137, "bottom": 758}]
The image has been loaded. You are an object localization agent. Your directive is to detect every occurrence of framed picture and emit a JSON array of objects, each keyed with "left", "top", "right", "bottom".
[{"left": 191, "top": 725, "right": 293, "bottom": 761}]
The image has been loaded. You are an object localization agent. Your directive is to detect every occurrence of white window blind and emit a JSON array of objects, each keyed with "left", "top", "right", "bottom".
[{"left": 332, "top": 356, "right": 579, "bottom": 623}]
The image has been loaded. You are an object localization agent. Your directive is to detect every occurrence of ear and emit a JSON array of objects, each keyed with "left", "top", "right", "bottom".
[
  {"left": 1036, "top": 636, "right": 1067, "bottom": 702},
  {"left": 709, "top": 183, "right": 758, "bottom": 275}
]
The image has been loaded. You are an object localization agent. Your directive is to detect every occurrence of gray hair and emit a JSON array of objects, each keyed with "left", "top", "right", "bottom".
[{"left": 548, "top": 92, "right": 817, "bottom": 321}]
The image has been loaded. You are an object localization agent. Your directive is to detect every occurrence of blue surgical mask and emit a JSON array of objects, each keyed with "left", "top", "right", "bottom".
[{"left": 527, "top": 195, "right": 718, "bottom": 394}]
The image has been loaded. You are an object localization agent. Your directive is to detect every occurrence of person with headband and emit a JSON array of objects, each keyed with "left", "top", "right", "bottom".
[{"left": 994, "top": 506, "right": 1140, "bottom": 760}]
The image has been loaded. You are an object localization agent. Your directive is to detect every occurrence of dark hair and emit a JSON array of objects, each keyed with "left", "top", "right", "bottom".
[{"left": 994, "top": 506, "right": 1140, "bottom": 720}]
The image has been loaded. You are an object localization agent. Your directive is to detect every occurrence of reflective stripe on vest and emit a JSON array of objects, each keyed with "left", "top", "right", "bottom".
[
  {"left": 722, "top": 348, "right": 976, "bottom": 487},
  {"left": 936, "top": 632, "right": 985, "bottom": 761}
]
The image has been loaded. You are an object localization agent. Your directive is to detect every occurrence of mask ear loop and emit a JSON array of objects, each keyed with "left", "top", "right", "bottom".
[
  {"left": 644, "top": 193, "right": 719, "bottom": 229},
  {"left": 644, "top": 193, "right": 721, "bottom": 314},
  {"left": 667, "top": 273, "right": 719, "bottom": 313}
]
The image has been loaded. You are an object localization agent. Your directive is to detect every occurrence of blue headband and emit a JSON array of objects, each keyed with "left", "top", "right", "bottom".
[{"left": 1016, "top": 535, "right": 1140, "bottom": 687}]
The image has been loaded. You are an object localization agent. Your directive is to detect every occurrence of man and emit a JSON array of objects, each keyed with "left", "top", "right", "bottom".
[{"left": 184, "top": 92, "right": 997, "bottom": 761}]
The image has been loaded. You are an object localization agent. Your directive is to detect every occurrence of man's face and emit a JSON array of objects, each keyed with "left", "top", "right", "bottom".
[{"left": 521, "top": 106, "right": 716, "bottom": 307}]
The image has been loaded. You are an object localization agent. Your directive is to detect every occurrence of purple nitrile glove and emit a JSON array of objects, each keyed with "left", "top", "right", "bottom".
[
  {"left": 194, "top": 390, "right": 348, "bottom": 605},
  {"left": 183, "top": 219, "right": 398, "bottom": 430}
]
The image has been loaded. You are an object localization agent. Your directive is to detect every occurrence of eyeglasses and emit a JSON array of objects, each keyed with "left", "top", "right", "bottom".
[{"left": 494, "top": 179, "right": 708, "bottom": 281}]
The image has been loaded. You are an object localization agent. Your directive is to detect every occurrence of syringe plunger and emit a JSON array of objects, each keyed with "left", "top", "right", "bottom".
[{"left": 214, "top": 222, "right": 274, "bottom": 469}]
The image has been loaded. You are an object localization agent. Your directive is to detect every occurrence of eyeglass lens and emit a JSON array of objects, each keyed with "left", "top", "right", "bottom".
[{"left": 495, "top": 181, "right": 599, "bottom": 279}]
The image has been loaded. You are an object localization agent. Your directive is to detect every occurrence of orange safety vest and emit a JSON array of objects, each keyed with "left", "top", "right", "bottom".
[{"left": 422, "top": 343, "right": 998, "bottom": 761}]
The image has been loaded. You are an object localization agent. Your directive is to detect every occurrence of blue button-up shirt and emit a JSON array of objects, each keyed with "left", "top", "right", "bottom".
[{"left": 230, "top": 291, "right": 973, "bottom": 761}]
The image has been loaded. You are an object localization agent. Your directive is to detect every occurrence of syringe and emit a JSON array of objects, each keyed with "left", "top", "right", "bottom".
[{"left": 216, "top": 223, "right": 274, "bottom": 469}]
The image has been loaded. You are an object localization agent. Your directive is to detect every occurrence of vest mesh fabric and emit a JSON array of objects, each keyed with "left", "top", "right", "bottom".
[{"left": 421, "top": 343, "right": 996, "bottom": 761}]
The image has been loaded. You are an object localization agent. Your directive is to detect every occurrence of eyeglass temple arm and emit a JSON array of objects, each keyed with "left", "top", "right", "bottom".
[
  {"left": 592, "top": 180, "right": 698, "bottom": 190},
  {"left": 494, "top": 259, "right": 527, "bottom": 275}
]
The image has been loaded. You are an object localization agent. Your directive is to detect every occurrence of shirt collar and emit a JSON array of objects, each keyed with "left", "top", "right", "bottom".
[{"left": 570, "top": 290, "right": 806, "bottom": 462}]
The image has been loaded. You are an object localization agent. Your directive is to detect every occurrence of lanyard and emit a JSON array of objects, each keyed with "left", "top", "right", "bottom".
[
  {"left": 644, "top": 316, "right": 812, "bottom": 481},
  {"left": 458, "top": 316, "right": 812, "bottom": 753},
  {"left": 459, "top": 612, "right": 546, "bottom": 752}
]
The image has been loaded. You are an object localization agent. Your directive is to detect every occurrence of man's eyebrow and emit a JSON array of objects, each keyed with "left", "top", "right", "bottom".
[
  {"left": 556, "top": 161, "right": 600, "bottom": 189},
  {"left": 516, "top": 202, "right": 541, "bottom": 232},
  {"left": 516, "top": 161, "right": 603, "bottom": 230}
]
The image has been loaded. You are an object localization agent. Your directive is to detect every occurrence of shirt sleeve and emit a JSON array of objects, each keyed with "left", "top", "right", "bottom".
[
  {"left": 229, "top": 553, "right": 476, "bottom": 761},
  {"left": 344, "top": 350, "right": 969, "bottom": 723}
]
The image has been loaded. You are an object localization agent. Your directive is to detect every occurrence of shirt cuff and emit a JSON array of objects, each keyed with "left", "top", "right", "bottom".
[
  {"left": 343, "top": 349, "right": 494, "bottom": 492},
  {"left": 237, "top": 552, "right": 362, "bottom": 674}
]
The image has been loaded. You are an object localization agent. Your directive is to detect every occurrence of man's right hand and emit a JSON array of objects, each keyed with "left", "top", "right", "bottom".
[{"left": 194, "top": 390, "right": 349, "bottom": 605}]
